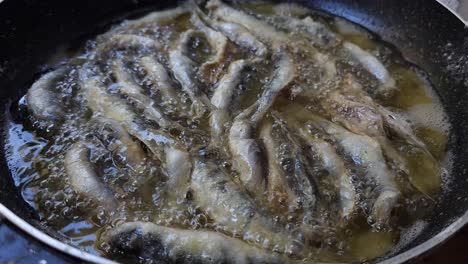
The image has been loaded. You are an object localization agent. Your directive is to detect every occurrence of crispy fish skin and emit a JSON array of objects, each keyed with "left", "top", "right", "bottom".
[
  {"left": 65, "top": 141, "right": 117, "bottom": 210},
  {"left": 229, "top": 50, "right": 295, "bottom": 197},
  {"left": 207, "top": 0, "right": 289, "bottom": 45},
  {"left": 259, "top": 119, "right": 316, "bottom": 217},
  {"left": 210, "top": 59, "right": 250, "bottom": 149},
  {"left": 165, "top": 147, "right": 192, "bottom": 201},
  {"left": 322, "top": 74, "right": 440, "bottom": 196},
  {"left": 191, "top": 159, "right": 303, "bottom": 256},
  {"left": 26, "top": 67, "right": 67, "bottom": 122},
  {"left": 140, "top": 56, "right": 182, "bottom": 106},
  {"left": 81, "top": 75, "right": 177, "bottom": 161},
  {"left": 259, "top": 14, "right": 341, "bottom": 48},
  {"left": 271, "top": 111, "right": 357, "bottom": 219},
  {"left": 190, "top": 13, "right": 228, "bottom": 83},
  {"left": 259, "top": 118, "right": 293, "bottom": 212},
  {"left": 169, "top": 38, "right": 213, "bottom": 118},
  {"left": 309, "top": 115, "right": 400, "bottom": 224},
  {"left": 112, "top": 59, "right": 173, "bottom": 128},
  {"left": 343, "top": 42, "right": 396, "bottom": 95},
  {"left": 261, "top": 114, "right": 317, "bottom": 213},
  {"left": 90, "top": 117, "right": 146, "bottom": 170},
  {"left": 213, "top": 21, "right": 268, "bottom": 57},
  {"left": 228, "top": 116, "right": 267, "bottom": 194},
  {"left": 104, "top": 222, "right": 290, "bottom": 264}
]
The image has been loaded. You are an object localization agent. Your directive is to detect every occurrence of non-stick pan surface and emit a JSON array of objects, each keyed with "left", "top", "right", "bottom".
[{"left": 0, "top": 0, "right": 466, "bottom": 263}]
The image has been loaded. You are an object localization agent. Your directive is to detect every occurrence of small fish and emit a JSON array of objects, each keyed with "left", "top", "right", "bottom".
[
  {"left": 81, "top": 75, "right": 176, "bottom": 161},
  {"left": 190, "top": 13, "right": 228, "bottom": 83},
  {"left": 229, "top": 51, "right": 295, "bottom": 195},
  {"left": 213, "top": 21, "right": 268, "bottom": 57},
  {"left": 210, "top": 59, "right": 250, "bottom": 148},
  {"left": 207, "top": 0, "right": 289, "bottom": 45},
  {"left": 26, "top": 67, "right": 67, "bottom": 122},
  {"left": 308, "top": 115, "right": 400, "bottom": 224},
  {"left": 343, "top": 42, "right": 396, "bottom": 95},
  {"left": 112, "top": 59, "right": 173, "bottom": 128},
  {"left": 140, "top": 56, "right": 182, "bottom": 108},
  {"left": 104, "top": 222, "right": 291, "bottom": 264},
  {"left": 169, "top": 38, "right": 213, "bottom": 118},
  {"left": 250, "top": 50, "right": 295, "bottom": 123},
  {"left": 228, "top": 115, "right": 267, "bottom": 194},
  {"left": 191, "top": 159, "right": 303, "bottom": 256},
  {"left": 321, "top": 74, "right": 440, "bottom": 196},
  {"left": 259, "top": 116, "right": 317, "bottom": 215},
  {"left": 260, "top": 14, "right": 341, "bottom": 48},
  {"left": 164, "top": 147, "right": 192, "bottom": 201},
  {"left": 271, "top": 111, "right": 357, "bottom": 219},
  {"left": 65, "top": 141, "right": 117, "bottom": 210},
  {"left": 90, "top": 117, "right": 146, "bottom": 171}
]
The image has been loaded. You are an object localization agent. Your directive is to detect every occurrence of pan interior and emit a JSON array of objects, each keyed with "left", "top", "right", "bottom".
[{"left": 0, "top": 0, "right": 466, "bottom": 263}]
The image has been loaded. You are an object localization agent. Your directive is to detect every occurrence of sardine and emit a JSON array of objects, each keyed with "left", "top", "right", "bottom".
[
  {"left": 300, "top": 130, "right": 356, "bottom": 218},
  {"left": 165, "top": 147, "right": 192, "bottom": 201},
  {"left": 169, "top": 38, "right": 213, "bottom": 118},
  {"left": 311, "top": 139, "right": 357, "bottom": 219},
  {"left": 259, "top": 116, "right": 317, "bottom": 214},
  {"left": 212, "top": 21, "right": 268, "bottom": 57},
  {"left": 261, "top": 14, "right": 341, "bottom": 48},
  {"left": 228, "top": 115, "right": 267, "bottom": 194},
  {"left": 104, "top": 222, "right": 290, "bottom": 264},
  {"left": 229, "top": 51, "right": 295, "bottom": 195},
  {"left": 250, "top": 50, "right": 295, "bottom": 123},
  {"left": 343, "top": 42, "right": 396, "bottom": 95},
  {"left": 191, "top": 159, "right": 303, "bottom": 256},
  {"left": 309, "top": 115, "right": 400, "bottom": 224},
  {"left": 207, "top": 0, "right": 289, "bottom": 45},
  {"left": 112, "top": 59, "right": 173, "bottom": 128},
  {"left": 322, "top": 85, "right": 385, "bottom": 138},
  {"left": 139, "top": 56, "right": 181, "bottom": 106},
  {"left": 321, "top": 74, "right": 439, "bottom": 193},
  {"left": 98, "top": 7, "right": 188, "bottom": 41},
  {"left": 81, "top": 76, "right": 176, "bottom": 160},
  {"left": 321, "top": 74, "right": 409, "bottom": 172},
  {"left": 114, "top": 59, "right": 209, "bottom": 146},
  {"left": 190, "top": 13, "right": 228, "bottom": 83},
  {"left": 90, "top": 117, "right": 146, "bottom": 171},
  {"left": 65, "top": 141, "right": 117, "bottom": 210},
  {"left": 26, "top": 67, "right": 67, "bottom": 122},
  {"left": 210, "top": 59, "right": 249, "bottom": 146},
  {"left": 271, "top": 111, "right": 357, "bottom": 219}
]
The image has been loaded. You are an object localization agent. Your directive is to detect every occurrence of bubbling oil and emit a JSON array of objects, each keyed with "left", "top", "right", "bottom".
[{"left": 4, "top": 1, "right": 451, "bottom": 263}]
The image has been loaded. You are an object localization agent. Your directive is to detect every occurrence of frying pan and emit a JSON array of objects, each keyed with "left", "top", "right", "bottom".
[{"left": 0, "top": 0, "right": 466, "bottom": 263}]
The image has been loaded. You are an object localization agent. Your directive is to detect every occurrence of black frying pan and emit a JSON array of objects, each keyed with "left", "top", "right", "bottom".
[{"left": 0, "top": 0, "right": 467, "bottom": 263}]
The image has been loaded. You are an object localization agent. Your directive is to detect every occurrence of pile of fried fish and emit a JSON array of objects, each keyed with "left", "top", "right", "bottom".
[{"left": 25, "top": 0, "right": 442, "bottom": 263}]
